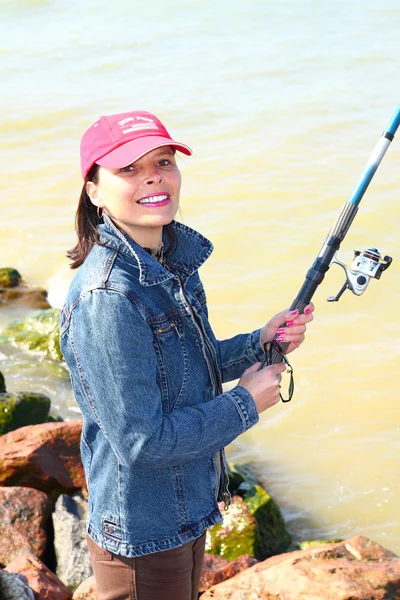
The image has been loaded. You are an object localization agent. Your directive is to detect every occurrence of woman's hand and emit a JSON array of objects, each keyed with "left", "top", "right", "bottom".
[
  {"left": 260, "top": 303, "right": 315, "bottom": 355},
  {"left": 238, "top": 361, "right": 286, "bottom": 414}
]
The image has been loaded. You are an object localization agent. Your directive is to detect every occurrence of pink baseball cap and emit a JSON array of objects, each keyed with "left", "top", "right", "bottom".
[{"left": 80, "top": 110, "right": 192, "bottom": 178}]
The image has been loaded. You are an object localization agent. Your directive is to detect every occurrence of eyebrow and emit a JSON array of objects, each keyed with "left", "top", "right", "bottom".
[{"left": 153, "top": 147, "right": 174, "bottom": 156}]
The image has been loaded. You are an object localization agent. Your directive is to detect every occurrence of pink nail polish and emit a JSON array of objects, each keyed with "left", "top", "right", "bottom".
[
  {"left": 276, "top": 335, "right": 285, "bottom": 342},
  {"left": 304, "top": 307, "right": 311, "bottom": 315},
  {"left": 291, "top": 310, "right": 298, "bottom": 316},
  {"left": 286, "top": 320, "right": 294, "bottom": 327},
  {"left": 276, "top": 328, "right": 285, "bottom": 334}
]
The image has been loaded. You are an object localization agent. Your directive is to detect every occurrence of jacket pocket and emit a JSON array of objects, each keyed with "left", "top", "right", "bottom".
[{"left": 151, "top": 316, "right": 188, "bottom": 413}]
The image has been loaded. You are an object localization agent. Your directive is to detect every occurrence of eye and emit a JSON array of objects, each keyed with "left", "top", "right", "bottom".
[
  {"left": 120, "top": 165, "right": 134, "bottom": 173},
  {"left": 158, "top": 159, "right": 172, "bottom": 167}
]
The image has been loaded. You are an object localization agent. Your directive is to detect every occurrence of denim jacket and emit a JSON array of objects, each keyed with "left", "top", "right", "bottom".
[{"left": 60, "top": 214, "right": 264, "bottom": 557}]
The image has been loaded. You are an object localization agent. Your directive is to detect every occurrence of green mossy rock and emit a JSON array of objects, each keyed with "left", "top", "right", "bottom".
[
  {"left": 206, "top": 495, "right": 257, "bottom": 560},
  {"left": 0, "top": 308, "right": 62, "bottom": 361},
  {"left": 0, "top": 391, "right": 51, "bottom": 434},
  {"left": 0, "top": 268, "right": 22, "bottom": 288},
  {"left": 0, "top": 371, "right": 5, "bottom": 393},
  {"left": 207, "top": 463, "right": 291, "bottom": 561}
]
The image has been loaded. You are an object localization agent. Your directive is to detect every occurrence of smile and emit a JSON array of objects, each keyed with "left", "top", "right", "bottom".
[{"left": 138, "top": 194, "right": 169, "bottom": 205}]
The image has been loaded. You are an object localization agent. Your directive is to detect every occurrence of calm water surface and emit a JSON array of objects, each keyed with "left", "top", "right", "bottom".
[{"left": 0, "top": 0, "right": 399, "bottom": 553}]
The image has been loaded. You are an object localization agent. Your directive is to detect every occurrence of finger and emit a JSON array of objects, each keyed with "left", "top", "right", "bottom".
[
  {"left": 266, "top": 309, "right": 290, "bottom": 331},
  {"left": 295, "top": 312, "right": 314, "bottom": 325},
  {"left": 277, "top": 333, "right": 305, "bottom": 345},
  {"left": 276, "top": 324, "right": 306, "bottom": 336},
  {"left": 245, "top": 362, "right": 262, "bottom": 374},
  {"left": 265, "top": 362, "right": 287, "bottom": 375},
  {"left": 303, "top": 302, "right": 315, "bottom": 315}
]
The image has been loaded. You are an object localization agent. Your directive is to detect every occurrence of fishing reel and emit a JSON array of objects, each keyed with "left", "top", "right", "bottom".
[{"left": 327, "top": 247, "right": 392, "bottom": 302}]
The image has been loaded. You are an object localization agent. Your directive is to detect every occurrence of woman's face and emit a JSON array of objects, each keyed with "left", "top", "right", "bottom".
[{"left": 87, "top": 146, "right": 181, "bottom": 248}]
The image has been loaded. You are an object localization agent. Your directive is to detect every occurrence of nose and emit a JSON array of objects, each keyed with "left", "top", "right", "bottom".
[{"left": 144, "top": 166, "right": 163, "bottom": 185}]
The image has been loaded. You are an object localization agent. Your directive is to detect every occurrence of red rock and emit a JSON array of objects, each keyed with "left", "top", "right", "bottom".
[
  {"left": 0, "top": 487, "right": 52, "bottom": 565},
  {"left": 0, "top": 421, "right": 86, "bottom": 499},
  {"left": 72, "top": 575, "right": 96, "bottom": 600},
  {"left": 5, "top": 553, "right": 72, "bottom": 600},
  {"left": 200, "top": 553, "right": 258, "bottom": 592},
  {"left": 200, "top": 535, "right": 400, "bottom": 600}
]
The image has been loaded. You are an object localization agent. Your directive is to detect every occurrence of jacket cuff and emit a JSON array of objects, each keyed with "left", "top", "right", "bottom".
[
  {"left": 226, "top": 385, "right": 259, "bottom": 431},
  {"left": 246, "top": 328, "right": 266, "bottom": 363}
]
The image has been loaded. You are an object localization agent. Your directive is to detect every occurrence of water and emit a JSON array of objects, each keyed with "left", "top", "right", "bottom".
[{"left": 0, "top": 0, "right": 399, "bottom": 554}]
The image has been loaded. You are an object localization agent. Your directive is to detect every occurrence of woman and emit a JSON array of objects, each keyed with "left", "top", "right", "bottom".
[{"left": 60, "top": 110, "right": 314, "bottom": 600}]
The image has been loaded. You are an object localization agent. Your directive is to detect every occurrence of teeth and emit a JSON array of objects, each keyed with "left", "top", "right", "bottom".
[{"left": 139, "top": 195, "right": 168, "bottom": 204}]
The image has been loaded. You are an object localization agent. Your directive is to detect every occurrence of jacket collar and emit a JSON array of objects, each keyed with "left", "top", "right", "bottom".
[{"left": 98, "top": 213, "right": 213, "bottom": 287}]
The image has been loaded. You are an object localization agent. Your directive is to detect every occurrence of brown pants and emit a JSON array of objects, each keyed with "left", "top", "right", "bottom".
[{"left": 87, "top": 533, "right": 206, "bottom": 600}]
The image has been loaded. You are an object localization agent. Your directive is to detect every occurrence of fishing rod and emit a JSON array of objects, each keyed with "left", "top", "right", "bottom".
[{"left": 263, "top": 105, "right": 400, "bottom": 389}]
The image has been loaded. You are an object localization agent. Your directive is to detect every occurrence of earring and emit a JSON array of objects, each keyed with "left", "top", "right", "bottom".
[{"left": 97, "top": 206, "right": 103, "bottom": 219}]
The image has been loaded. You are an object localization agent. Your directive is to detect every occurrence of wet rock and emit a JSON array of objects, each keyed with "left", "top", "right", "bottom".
[
  {"left": 0, "top": 568, "right": 35, "bottom": 599},
  {"left": 200, "top": 553, "right": 257, "bottom": 593},
  {"left": 0, "top": 420, "right": 86, "bottom": 500},
  {"left": 0, "top": 268, "right": 50, "bottom": 309},
  {"left": 206, "top": 463, "right": 291, "bottom": 561},
  {"left": 200, "top": 535, "right": 400, "bottom": 600},
  {"left": 53, "top": 495, "right": 93, "bottom": 592},
  {"left": 0, "top": 268, "right": 22, "bottom": 288},
  {"left": 5, "top": 553, "right": 72, "bottom": 600},
  {"left": 0, "top": 487, "right": 52, "bottom": 565},
  {"left": 72, "top": 575, "right": 96, "bottom": 600},
  {"left": 0, "top": 308, "right": 61, "bottom": 360},
  {"left": 0, "top": 392, "right": 51, "bottom": 435}
]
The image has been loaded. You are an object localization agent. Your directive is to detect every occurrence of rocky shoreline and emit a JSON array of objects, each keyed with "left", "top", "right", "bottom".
[{"left": 0, "top": 268, "right": 399, "bottom": 599}]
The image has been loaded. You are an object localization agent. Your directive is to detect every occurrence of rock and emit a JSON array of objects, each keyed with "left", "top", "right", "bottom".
[
  {"left": 200, "top": 553, "right": 257, "bottom": 593},
  {"left": 0, "top": 568, "right": 35, "bottom": 600},
  {"left": 0, "top": 392, "right": 51, "bottom": 435},
  {"left": 0, "top": 371, "right": 5, "bottom": 393},
  {"left": 0, "top": 421, "right": 86, "bottom": 500},
  {"left": 5, "top": 554, "right": 72, "bottom": 600},
  {"left": 0, "top": 268, "right": 22, "bottom": 288},
  {"left": 0, "top": 269, "right": 50, "bottom": 309},
  {"left": 200, "top": 535, "right": 400, "bottom": 600},
  {"left": 0, "top": 487, "right": 52, "bottom": 565},
  {"left": 298, "top": 538, "right": 343, "bottom": 550},
  {"left": 0, "top": 309, "right": 61, "bottom": 360},
  {"left": 207, "top": 495, "right": 257, "bottom": 560},
  {"left": 72, "top": 575, "right": 96, "bottom": 600},
  {"left": 231, "top": 464, "right": 291, "bottom": 557},
  {"left": 206, "top": 463, "right": 291, "bottom": 561},
  {"left": 53, "top": 495, "right": 93, "bottom": 592}
]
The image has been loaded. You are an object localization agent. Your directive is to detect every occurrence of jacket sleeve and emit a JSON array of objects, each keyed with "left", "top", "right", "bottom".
[
  {"left": 64, "top": 289, "right": 259, "bottom": 469},
  {"left": 217, "top": 329, "right": 266, "bottom": 383}
]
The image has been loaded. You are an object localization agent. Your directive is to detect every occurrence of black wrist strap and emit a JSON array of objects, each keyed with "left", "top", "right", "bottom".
[{"left": 262, "top": 339, "right": 294, "bottom": 403}]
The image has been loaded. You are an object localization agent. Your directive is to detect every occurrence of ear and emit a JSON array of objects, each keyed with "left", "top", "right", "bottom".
[{"left": 86, "top": 181, "right": 102, "bottom": 207}]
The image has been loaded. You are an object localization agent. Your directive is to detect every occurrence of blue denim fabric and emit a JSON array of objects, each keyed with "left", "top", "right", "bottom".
[{"left": 60, "top": 214, "right": 264, "bottom": 558}]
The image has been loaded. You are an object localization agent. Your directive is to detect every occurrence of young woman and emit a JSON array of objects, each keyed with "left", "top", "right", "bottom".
[{"left": 60, "top": 110, "right": 314, "bottom": 600}]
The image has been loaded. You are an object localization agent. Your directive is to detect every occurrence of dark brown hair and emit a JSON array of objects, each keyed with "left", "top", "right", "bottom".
[{"left": 67, "top": 164, "right": 102, "bottom": 269}]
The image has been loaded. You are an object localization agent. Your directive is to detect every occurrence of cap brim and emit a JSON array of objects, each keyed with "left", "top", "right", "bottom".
[{"left": 96, "top": 136, "right": 192, "bottom": 169}]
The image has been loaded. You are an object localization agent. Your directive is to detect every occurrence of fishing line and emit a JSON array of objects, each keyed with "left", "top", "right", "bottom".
[{"left": 261, "top": 105, "right": 400, "bottom": 400}]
